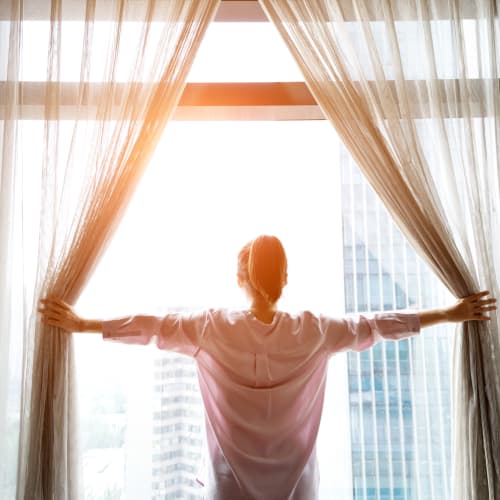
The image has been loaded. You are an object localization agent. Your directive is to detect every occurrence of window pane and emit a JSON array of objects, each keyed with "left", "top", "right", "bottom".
[
  {"left": 7, "top": 21, "right": 303, "bottom": 83},
  {"left": 187, "top": 23, "right": 304, "bottom": 82}
]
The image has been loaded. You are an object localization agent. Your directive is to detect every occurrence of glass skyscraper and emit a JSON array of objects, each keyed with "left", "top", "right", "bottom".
[
  {"left": 341, "top": 145, "right": 453, "bottom": 500},
  {"left": 152, "top": 351, "right": 204, "bottom": 499}
]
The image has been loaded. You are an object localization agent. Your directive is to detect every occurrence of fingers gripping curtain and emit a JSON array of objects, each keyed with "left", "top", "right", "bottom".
[
  {"left": 2, "top": 1, "right": 220, "bottom": 499},
  {"left": 260, "top": 0, "right": 499, "bottom": 498}
]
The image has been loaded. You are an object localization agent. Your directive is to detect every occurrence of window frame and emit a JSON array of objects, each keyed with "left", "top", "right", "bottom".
[{"left": 0, "top": 0, "right": 492, "bottom": 121}]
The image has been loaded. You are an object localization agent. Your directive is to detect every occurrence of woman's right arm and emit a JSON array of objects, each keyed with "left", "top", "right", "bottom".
[
  {"left": 39, "top": 297, "right": 102, "bottom": 333},
  {"left": 322, "top": 290, "right": 496, "bottom": 354},
  {"left": 417, "top": 290, "right": 496, "bottom": 328}
]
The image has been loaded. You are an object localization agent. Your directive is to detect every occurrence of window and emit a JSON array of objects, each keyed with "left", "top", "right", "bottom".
[{"left": 4, "top": 8, "right": 454, "bottom": 500}]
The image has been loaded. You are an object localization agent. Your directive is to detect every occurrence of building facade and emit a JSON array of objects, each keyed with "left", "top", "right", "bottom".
[
  {"left": 152, "top": 354, "right": 204, "bottom": 499},
  {"left": 341, "top": 146, "right": 453, "bottom": 500}
]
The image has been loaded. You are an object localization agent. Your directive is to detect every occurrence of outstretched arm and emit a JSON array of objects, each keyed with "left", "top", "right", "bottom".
[
  {"left": 38, "top": 297, "right": 206, "bottom": 356},
  {"left": 418, "top": 290, "right": 496, "bottom": 328},
  {"left": 322, "top": 291, "right": 496, "bottom": 354},
  {"left": 39, "top": 297, "right": 101, "bottom": 333}
]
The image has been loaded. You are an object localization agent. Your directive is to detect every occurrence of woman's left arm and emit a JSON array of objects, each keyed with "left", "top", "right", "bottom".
[
  {"left": 418, "top": 290, "right": 496, "bottom": 328},
  {"left": 38, "top": 297, "right": 102, "bottom": 333},
  {"left": 38, "top": 297, "right": 207, "bottom": 357}
]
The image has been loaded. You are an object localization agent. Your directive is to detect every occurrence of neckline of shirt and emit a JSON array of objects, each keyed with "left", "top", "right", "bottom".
[{"left": 244, "top": 309, "right": 283, "bottom": 327}]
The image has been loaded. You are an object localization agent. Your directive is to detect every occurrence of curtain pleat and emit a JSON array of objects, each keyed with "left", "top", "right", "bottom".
[{"left": 260, "top": 0, "right": 499, "bottom": 498}]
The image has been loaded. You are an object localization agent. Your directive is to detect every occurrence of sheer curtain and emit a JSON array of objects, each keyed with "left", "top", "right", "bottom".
[
  {"left": 0, "top": 0, "right": 219, "bottom": 498},
  {"left": 260, "top": 0, "right": 499, "bottom": 498}
]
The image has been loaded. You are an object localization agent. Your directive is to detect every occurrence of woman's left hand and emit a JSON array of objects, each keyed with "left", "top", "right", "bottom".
[{"left": 38, "top": 297, "right": 84, "bottom": 332}]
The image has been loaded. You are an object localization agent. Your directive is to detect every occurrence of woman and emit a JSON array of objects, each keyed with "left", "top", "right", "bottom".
[{"left": 39, "top": 235, "right": 496, "bottom": 500}]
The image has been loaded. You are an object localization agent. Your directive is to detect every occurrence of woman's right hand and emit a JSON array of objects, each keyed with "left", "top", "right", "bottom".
[{"left": 38, "top": 297, "right": 84, "bottom": 332}]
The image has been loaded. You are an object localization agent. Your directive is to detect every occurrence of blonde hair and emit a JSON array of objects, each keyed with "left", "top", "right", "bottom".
[{"left": 237, "top": 235, "right": 287, "bottom": 304}]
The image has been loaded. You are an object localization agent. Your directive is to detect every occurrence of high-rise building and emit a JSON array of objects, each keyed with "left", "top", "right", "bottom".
[
  {"left": 152, "top": 353, "right": 204, "bottom": 499},
  {"left": 341, "top": 145, "right": 453, "bottom": 500}
]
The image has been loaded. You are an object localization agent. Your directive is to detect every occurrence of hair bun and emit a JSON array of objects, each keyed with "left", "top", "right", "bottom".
[{"left": 247, "top": 235, "right": 287, "bottom": 304}]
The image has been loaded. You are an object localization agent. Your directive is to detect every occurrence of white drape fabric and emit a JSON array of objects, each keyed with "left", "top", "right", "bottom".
[
  {"left": 0, "top": 1, "right": 219, "bottom": 498},
  {"left": 259, "top": 0, "right": 499, "bottom": 498}
]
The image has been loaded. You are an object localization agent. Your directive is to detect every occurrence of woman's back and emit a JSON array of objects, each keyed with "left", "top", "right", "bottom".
[{"left": 195, "top": 309, "right": 330, "bottom": 499}]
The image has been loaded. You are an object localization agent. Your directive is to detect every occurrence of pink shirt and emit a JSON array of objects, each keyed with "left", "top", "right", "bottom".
[{"left": 102, "top": 309, "right": 420, "bottom": 500}]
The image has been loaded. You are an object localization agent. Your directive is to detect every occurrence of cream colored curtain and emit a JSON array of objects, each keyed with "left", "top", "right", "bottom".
[
  {"left": 0, "top": 1, "right": 219, "bottom": 498},
  {"left": 260, "top": 0, "right": 499, "bottom": 498}
]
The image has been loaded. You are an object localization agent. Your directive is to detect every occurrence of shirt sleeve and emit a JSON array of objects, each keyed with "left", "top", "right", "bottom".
[
  {"left": 101, "top": 311, "right": 208, "bottom": 357},
  {"left": 320, "top": 312, "right": 421, "bottom": 354}
]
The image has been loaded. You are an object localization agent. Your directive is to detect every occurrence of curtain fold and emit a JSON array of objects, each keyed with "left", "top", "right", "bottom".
[
  {"left": 259, "top": 0, "right": 499, "bottom": 498},
  {"left": 0, "top": 1, "right": 219, "bottom": 498}
]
